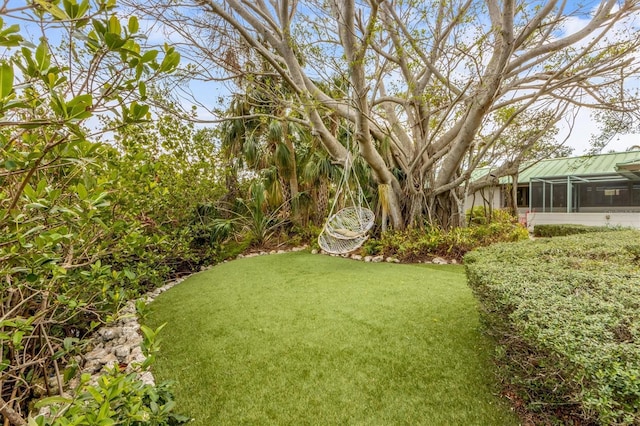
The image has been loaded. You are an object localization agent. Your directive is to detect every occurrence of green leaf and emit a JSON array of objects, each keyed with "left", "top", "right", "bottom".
[
  {"left": 63, "top": 337, "right": 78, "bottom": 351},
  {"left": 66, "top": 93, "right": 92, "bottom": 119},
  {"left": 63, "top": 0, "right": 77, "bottom": 20},
  {"left": 33, "top": 0, "right": 69, "bottom": 20},
  {"left": 0, "top": 24, "right": 23, "bottom": 47},
  {"left": 123, "top": 269, "right": 136, "bottom": 280},
  {"left": 12, "top": 330, "right": 24, "bottom": 347},
  {"left": 76, "top": 183, "right": 88, "bottom": 200},
  {"left": 140, "top": 50, "right": 158, "bottom": 63},
  {"left": 140, "top": 324, "right": 154, "bottom": 340},
  {"left": 63, "top": 0, "right": 89, "bottom": 19},
  {"left": 92, "top": 18, "right": 106, "bottom": 36},
  {"left": 86, "top": 386, "right": 104, "bottom": 403},
  {"left": 4, "top": 159, "right": 16, "bottom": 170},
  {"left": 63, "top": 364, "right": 78, "bottom": 383},
  {"left": 50, "top": 92, "right": 66, "bottom": 117},
  {"left": 129, "top": 102, "right": 149, "bottom": 121},
  {"left": 104, "top": 32, "right": 125, "bottom": 50},
  {"left": 44, "top": 72, "right": 55, "bottom": 89},
  {"left": 0, "top": 61, "right": 13, "bottom": 99},
  {"left": 128, "top": 16, "right": 139, "bottom": 33},
  {"left": 98, "top": 400, "right": 111, "bottom": 419},
  {"left": 35, "top": 41, "right": 50, "bottom": 72},
  {"left": 25, "top": 202, "right": 48, "bottom": 209},
  {"left": 23, "top": 225, "right": 45, "bottom": 238},
  {"left": 107, "top": 15, "right": 121, "bottom": 35},
  {"left": 34, "top": 395, "right": 73, "bottom": 408},
  {"left": 36, "top": 178, "right": 47, "bottom": 194},
  {"left": 159, "top": 51, "right": 180, "bottom": 73}
]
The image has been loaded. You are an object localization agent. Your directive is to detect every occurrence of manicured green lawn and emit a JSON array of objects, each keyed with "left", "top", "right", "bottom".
[{"left": 146, "top": 252, "right": 519, "bottom": 425}]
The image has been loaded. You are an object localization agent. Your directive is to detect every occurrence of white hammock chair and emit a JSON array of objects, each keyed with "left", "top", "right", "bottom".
[{"left": 318, "top": 153, "right": 375, "bottom": 255}]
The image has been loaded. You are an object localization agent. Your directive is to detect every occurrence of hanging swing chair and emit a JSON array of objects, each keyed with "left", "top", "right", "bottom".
[
  {"left": 318, "top": 154, "right": 375, "bottom": 255},
  {"left": 324, "top": 205, "right": 374, "bottom": 239},
  {"left": 317, "top": 83, "right": 375, "bottom": 255}
]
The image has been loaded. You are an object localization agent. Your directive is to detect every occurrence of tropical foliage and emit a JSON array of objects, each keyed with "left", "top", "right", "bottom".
[
  {"left": 0, "top": 2, "right": 218, "bottom": 423},
  {"left": 361, "top": 209, "right": 529, "bottom": 261},
  {"left": 132, "top": 0, "right": 640, "bottom": 228},
  {"left": 4, "top": 1, "right": 639, "bottom": 424}
]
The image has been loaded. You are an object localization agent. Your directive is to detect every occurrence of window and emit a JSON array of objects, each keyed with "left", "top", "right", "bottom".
[
  {"left": 552, "top": 185, "right": 567, "bottom": 208},
  {"left": 579, "top": 182, "right": 631, "bottom": 207},
  {"left": 516, "top": 186, "right": 529, "bottom": 207}
]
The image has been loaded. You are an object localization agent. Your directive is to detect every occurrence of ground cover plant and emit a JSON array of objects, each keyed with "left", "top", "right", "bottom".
[
  {"left": 145, "top": 252, "right": 519, "bottom": 425},
  {"left": 465, "top": 230, "right": 640, "bottom": 424},
  {"left": 532, "top": 223, "right": 617, "bottom": 237},
  {"left": 360, "top": 208, "right": 528, "bottom": 262}
]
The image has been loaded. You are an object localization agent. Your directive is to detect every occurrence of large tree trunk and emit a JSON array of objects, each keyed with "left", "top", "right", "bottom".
[
  {"left": 432, "top": 191, "right": 464, "bottom": 229},
  {"left": 314, "top": 177, "right": 329, "bottom": 226},
  {"left": 278, "top": 176, "right": 291, "bottom": 218}
]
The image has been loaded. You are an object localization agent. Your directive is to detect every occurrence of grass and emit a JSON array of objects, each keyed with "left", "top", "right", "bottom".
[{"left": 145, "top": 252, "right": 519, "bottom": 425}]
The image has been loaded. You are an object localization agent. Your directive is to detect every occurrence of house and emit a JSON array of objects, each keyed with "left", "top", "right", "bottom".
[{"left": 466, "top": 150, "right": 640, "bottom": 229}]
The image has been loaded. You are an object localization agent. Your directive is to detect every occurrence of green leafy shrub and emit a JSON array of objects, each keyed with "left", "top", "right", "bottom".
[
  {"left": 362, "top": 238, "right": 385, "bottom": 255},
  {"left": 33, "top": 324, "right": 189, "bottom": 425},
  {"left": 467, "top": 206, "right": 490, "bottom": 225},
  {"left": 465, "top": 230, "right": 640, "bottom": 424},
  {"left": 34, "top": 372, "right": 189, "bottom": 426},
  {"left": 466, "top": 206, "right": 514, "bottom": 225},
  {"left": 0, "top": 4, "right": 218, "bottom": 421},
  {"left": 533, "top": 223, "right": 616, "bottom": 237},
  {"left": 366, "top": 213, "right": 528, "bottom": 261}
]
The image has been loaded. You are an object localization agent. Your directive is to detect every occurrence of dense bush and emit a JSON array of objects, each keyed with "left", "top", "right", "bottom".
[
  {"left": 34, "top": 372, "right": 189, "bottom": 426},
  {"left": 533, "top": 223, "right": 615, "bottom": 237},
  {"left": 465, "top": 231, "right": 640, "bottom": 424},
  {"left": 0, "top": 4, "right": 220, "bottom": 422},
  {"left": 466, "top": 206, "right": 514, "bottom": 225},
  {"left": 33, "top": 325, "right": 189, "bottom": 425},
  {"left": 362, "top": 212, "right": 529, "bottom": 261}
]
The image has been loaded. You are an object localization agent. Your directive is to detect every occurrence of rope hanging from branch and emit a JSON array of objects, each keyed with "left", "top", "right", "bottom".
[{"left": 317, "top": 97, "right": 375, "bottom": 254}]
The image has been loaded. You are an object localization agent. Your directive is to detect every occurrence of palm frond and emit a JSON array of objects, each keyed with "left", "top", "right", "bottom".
[
  {"left": 267, "top": 120, "right": 283, "bottom": 143},
  {"left": 275, "top": 142, "right": 293, "bottom": 178},
  {"left": 243, "top": 135, "right": 260, "bottom": 167}
]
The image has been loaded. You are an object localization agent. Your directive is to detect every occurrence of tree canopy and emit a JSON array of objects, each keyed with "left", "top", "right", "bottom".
[{"left": 132, "top": 0, "right": 640, "bottom": 228}]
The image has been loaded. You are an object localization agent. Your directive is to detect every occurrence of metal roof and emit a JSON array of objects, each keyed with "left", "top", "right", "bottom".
[
  {"left": 473, "top": 151, "right": 640, "bottom": 184},
  {"left": 518, "top": 150, "right": 640, "bottom": 183}
]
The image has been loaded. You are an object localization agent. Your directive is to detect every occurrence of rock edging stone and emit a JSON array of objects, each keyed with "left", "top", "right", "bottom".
[{"left": 77, "top": 277, "right": 187, "bottom": 387}]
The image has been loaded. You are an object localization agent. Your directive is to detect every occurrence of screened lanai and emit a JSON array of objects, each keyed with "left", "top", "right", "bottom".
[{"left": 521, "top": 151, "right": 640, "bottom": 213}]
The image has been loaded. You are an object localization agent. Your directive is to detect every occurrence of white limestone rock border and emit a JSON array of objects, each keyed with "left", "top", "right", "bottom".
[{"left": 77, "top": 276, "right": 188, "bottom": 388}]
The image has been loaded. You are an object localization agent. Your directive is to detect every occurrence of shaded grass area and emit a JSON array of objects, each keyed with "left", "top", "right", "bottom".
[{"left": 146, "top": 253, "right": 518, "bottom": 425}]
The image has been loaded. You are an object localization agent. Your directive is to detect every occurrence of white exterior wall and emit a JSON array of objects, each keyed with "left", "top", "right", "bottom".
[
  {"left": 464, "top": 187, "right": 502, "bottom": 212},
  {"left": 526, "top": 212, "right": 640, "bottom": 230}
]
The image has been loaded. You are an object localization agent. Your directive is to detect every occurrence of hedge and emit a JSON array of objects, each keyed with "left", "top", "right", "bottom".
[
  {"left": 465, "top": 230, "right": 640, "bottom": 425},
  {"left": 533, "top": 223, "right": 616, "bottom": 238}
]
